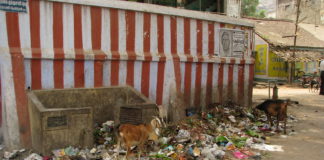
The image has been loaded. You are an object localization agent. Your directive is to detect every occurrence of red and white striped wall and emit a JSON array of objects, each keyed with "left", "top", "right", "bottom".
[{"left": 0, "top": 0, "right": 254, "bottom": 149}]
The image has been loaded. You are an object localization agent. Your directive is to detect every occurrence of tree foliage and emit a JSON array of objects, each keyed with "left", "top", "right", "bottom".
[{"left": 242, "top": 0, "right": 266, "bottom": 18}]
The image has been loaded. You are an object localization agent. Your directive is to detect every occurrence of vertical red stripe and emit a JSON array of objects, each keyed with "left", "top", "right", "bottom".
[
  {"left": 170, "top": 17, "right": 181, "bottom": 91},
  {"left": 248, "top": 64, "right": 254, "bottom": 106},
  {"left": 184, "top": 63, "right": 192, "bottom": 106},
  {"left": 170, "top": 16, "right": 177, "bottom": 55},
  {"left": 218, "top": 63, "right": 224, "bottom": 104},
  {"left": 156, "top": 61, "right": 165, "bottom": 105},
  {"left": 91, "top": 6, "right": 102, "bottom": 50},
  {"left": 143, "top": 13, "right": 151, "bottom": 54},
  {"left": 126, "top": 61, "right": 134, "bottom": 87},
  {"left": 73, "top": 4, "right": 85, "bottom": 88},
  {"left": 194, "top": 63, "right": 202, "bottom": 106},
  {"left": 157, "top": 15, "right": 164, "bottom": 54},
  {"left": 110, "top": 9, "right": 120, "bottom": 86},
  {"left": 206, "top": 63, "right": 213, "bottom": 106},
  {"left": 6, "top": 12, "right": 31, "bottom": 147},
  {"left": 228, "top": 60, "right": 235, "bottom": 100},
  {"left": 29, "top": 0, "right": 40, "bottom": 50},
  {"left": 194, "top": 20, "right": 203, "bottom": 106},
  {"left": 73, "top": 5, "right": 83, "bottom": 49},
  {"left": 110, "top": 9, "right": 119, "bottom": 52},
  {"left": 126, "top": 11, "right": 135, "bottom": 52},
  {"left": 94, "top": 61, "right": 103, "bottom": 87},
  {"left": 197, "top": 20, "right": 202, "bottom": 55},
  {"left": 125, "top": 11, "right": 135, "bottom": 87},
  {"left": 29, "top": 0, "right": 42, "bottom": 90},
  {"left": 53, "top": 3, "right": 64, "bottom": 89},
  {"left": 208, "top": 23, "right": 214, "bottom": 56},
  {"left": 184, "top": 18, "right": 190, "bottom": 55},
  {"left": 141, "top": 62, "right": 150, "bottom": 97},
  {"left": 91, "top": 7, "right": 103, "bottom": 87},
  {"left": 238, "top": 62, "right": 245, "bottom": 105},
  {"left": 111, "top": 61, "right": 119, "bottom": 86}
]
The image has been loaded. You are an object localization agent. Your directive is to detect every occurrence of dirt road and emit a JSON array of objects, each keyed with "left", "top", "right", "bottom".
[{"left": 253, "top": 86, "right": 324, "bottom": 160}]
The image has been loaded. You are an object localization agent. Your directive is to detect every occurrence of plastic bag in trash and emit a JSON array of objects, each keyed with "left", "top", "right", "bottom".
[
  {"left": 175, "top": 129, "right": 191, "bottom": 143},
  {"left": 24, "top": 153, "right": 43, "bottom": 160}
]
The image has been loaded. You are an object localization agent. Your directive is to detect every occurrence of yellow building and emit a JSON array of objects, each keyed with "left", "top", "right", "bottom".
[{"left": 247, "top": 19, "right": 324, "bottom": 82}]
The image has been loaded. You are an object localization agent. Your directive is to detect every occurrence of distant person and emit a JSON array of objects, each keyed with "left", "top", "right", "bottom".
[{"left": 320, "top": 60, "right": 324, "bottom": 95}]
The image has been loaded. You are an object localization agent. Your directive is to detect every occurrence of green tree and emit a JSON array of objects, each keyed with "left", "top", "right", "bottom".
[{"left": 242, "top": 0, "right": 266, "bottom": 18}]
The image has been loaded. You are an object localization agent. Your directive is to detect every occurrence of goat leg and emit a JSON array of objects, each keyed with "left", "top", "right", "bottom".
[
  {"left": 284, "top": 117, "right": 287, "bottom": 134},
  {"left": 276, "top": 114, "right": 280, "bottom": 133},
  {"left": 267, "top": 114, "right": 273, "bottom": 127}
]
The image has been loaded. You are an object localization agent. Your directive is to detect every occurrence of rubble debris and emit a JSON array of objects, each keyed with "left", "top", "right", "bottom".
[
  {"left": 24, "top": 153, "right": 42, "bottom": 160},
  {"left": 251, "top": 144, "right": 284, "bottom": 152},
  {"left": 2, "top": 101, "right": 297, "bottom": 160}
]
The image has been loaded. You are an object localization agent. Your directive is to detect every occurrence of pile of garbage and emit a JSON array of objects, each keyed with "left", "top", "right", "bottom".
[{"left": 1, "top": 101, "right": 298, "bottom": 160}]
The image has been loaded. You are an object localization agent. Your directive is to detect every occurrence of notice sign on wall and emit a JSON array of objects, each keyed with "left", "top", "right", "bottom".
[
  {"left": 0, "top": 0, "right": 27, "bottom": 13},
  {"left": 219, "top": 29, "right": 246, "bottom": 57},
  {"left": 232, "top": 31, "right": 245, "bottom": 56}
]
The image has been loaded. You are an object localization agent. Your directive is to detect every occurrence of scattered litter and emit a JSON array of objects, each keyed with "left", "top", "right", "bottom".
[
  {"left": 175, "top": 129, "right": 191, "bottom": 143},
  {"left": 3, "top": 100, "right": 298, "bottom": 160},
  {"left": 251, "top": 144, "right": 284, "bottom": 152},
  {"left": 233, "top": 151, "right": 249, "bottom": 159},
  {"left": 24, "top": 153, "right": 42, "bottom": 160}
]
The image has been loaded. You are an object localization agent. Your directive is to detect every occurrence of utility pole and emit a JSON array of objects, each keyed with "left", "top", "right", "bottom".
[{"left": 289, "top": 0, "right": 302, "bottom": 84}]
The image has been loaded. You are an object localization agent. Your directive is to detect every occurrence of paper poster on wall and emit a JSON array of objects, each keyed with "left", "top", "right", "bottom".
[
  {"left": 268, "top": 52, "right": 288, "bottom": 77},
  {"left": 219, "top": 29, "right": 246, "bottom": 57},
  {"left": 255, "top": 44, "right": 267, "bottom": 75}
]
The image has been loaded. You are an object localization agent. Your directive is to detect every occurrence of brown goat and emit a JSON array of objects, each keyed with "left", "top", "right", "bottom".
[
  {"left": 115, "top": 117, "right": 162, "bottom": 159},
  {"left": 256, "top": 99, "right": 290, "bottom": 134}
]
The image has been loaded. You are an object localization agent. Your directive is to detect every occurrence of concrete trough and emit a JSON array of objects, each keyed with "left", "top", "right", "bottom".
[{"left": 27, "top": 86, "right": 158, "bottom": 155}]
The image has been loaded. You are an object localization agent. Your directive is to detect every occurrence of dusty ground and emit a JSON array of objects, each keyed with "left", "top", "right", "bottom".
[{"left": 253, "top": 85, "right": 324, "bottom": 160}]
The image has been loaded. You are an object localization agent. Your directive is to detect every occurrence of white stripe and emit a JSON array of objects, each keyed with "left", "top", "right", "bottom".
[
  {"left": 190, "top": 19, "right": 197, "bottom": 56},
  {"left": 190, "top": 63, "right": 196, "bottom": 106},
  {"left": 150, "top": 14, "right": 158, "bottom": 54},
  {"left": 63, "top": 3, "right": 75, "bottom": 54},
  {"left": 212, "top": 63, "right": 219, "bottom": 103},
  {"left": 63, "top": 60, "right": 75, "bottom": 88},
  {"left": 202, "top": 21, "right": 208, "bottom": 55},
  {"left": 244, "top": 64, "right": 250, "bottom": 106},
  {"left": 0, "top": 53, "right": 21, "bottom": 148},
  {"left": 0, "top": 12, "right": 8, "bottom": 48},
  {"left": 214, "top": 23, "right": 220, "bottom": 56},
  {"left": 180, "top": 62, "right": 185, "bottom": 92},
  {"left": 162, "top": 60, "right": 173, "bottom": 106},
  {"left": 19, "top": 8, "right": 32, "bottom": 58},
  {"left": 24, "top": 60, "right": 31, "bottom": 89},
  {"left": 201, "top": 63, "right": 208, "bottom": 107},
  {"left": 233, "top": 65, "right": 239, "bottom": 103},
  {"left": 40, "top": 1, "right": 54, "bottom": 58},
  {"left": 149, "top": 62, "right": 158, "bottom": 101},
  {"left": 82, "top": 6, "right": 92, "bottom": 50},
  {"left": 41, "top": 60, "right": 54, "bottom": 89},
  {"left": 223, "top": 64, "right": 229, "bottom": 101},
  {"left": 134, "top": 61, "right": 142, "bottom": 91},
  {"left": 118, "top": 10, "right": 126, "bottom": 54},
  {"left": 0, "top": 12, "right": 21, "bottom": 148},
  {"left": 84, "top": 60, "right": 94, "bottom": 88},
  {"left": 135, "top": 12, "right": 143, "bottom": 55},
  {"left": 177, "top": 17, "right": 184, "bottom": 55},
  {"left": 118, "top": 60, "right": 127, "bottom": 85},
  {"left": 103, "top": 60, "right": 111, "bottom": 86},
  {"left": 101, "top": 8, "right": 111, "bottom": 52},
  {"left": 163, "top": 15, "right": 171, "bottom": 56}
]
